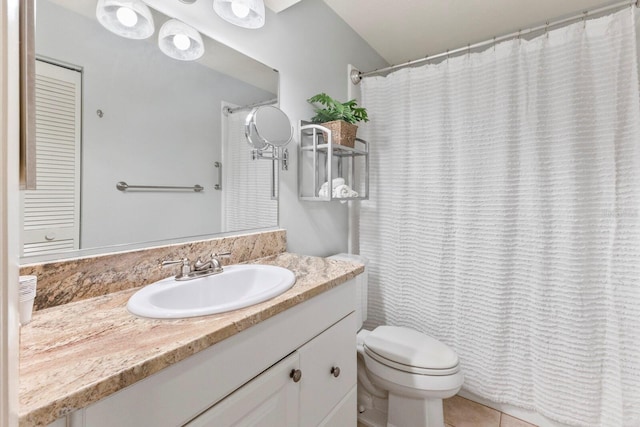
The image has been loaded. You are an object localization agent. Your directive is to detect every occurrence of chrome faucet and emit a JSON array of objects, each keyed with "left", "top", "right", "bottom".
[
  {"left": 160, "top": 258, "right": 191, "bottom": 280},
  {"left": 161, "top": 252, "right": 232, "bottom": 281},
  {"left": 193, "top": 257, "right": 215, "bottom": 272}
]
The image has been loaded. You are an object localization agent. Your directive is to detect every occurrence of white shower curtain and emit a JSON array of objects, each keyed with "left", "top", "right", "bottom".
[{"left": 360, "top": 8, "right": 640, "bottom": 426}]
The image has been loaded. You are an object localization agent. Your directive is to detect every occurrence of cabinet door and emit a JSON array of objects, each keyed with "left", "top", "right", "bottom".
[
  {"left": 319, "top": 386, "right": 357, "bottom": 427},
  {"left": 184, "top": 352, "right": 300, "bottom": 427},
  {"left": 299, "top": 312, "right": 356, "bottom": 426},
  {"left": 46, "top": 418, "right": 66, "bottom": 427}
]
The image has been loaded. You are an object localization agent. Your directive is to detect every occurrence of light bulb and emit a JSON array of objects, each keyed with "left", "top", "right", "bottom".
[
  {"left": 231, "top": 1, "right": 250, "bottom": 18},
  {"left": 116, "top": 6, "right": 138, "bottom": 27},
  {"left": 173, "top": 33, "right": 191, "bottom": 51}
]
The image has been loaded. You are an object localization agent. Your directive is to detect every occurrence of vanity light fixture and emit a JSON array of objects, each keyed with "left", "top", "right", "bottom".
[
  {"left": 96, "top": 0, "right": 155, "bottom": 39},
  {"left": 213, "top": 0, "right": 265, "bottom": 29},
  {"left": 158, "top": 19, "right": 205, "bottom": 61}
]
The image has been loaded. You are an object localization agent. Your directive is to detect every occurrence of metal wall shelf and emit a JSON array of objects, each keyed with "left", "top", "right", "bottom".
[{"left": 298, "top": 122, "right": 369, "bottom": 201}]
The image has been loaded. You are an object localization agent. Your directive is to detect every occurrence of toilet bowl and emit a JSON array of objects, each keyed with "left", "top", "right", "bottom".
[
  {"left": 360, "top": 326, "right": 464, "bottom": 427},
  {"left": 330, "top": 254, "right": 464, "bottom": 427}
]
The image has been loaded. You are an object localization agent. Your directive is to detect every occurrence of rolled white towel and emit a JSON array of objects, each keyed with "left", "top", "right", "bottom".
[
  {"left": 318, "top": 187, "right": 329, "bottom": 198},
  {"left": 318, "top": 178, "right": 347, "bottom": 198},
  {"left": 318, "top": 182, "right": 329, "bottom": 197},
  {"left": 333, "top": 184, "right": 358, "bottom": 198}
]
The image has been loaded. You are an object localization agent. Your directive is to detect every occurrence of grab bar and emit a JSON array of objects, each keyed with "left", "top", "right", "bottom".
[
  {"left": 214, "top": 162, "right": 222, "bottom": 190},
  {"left": 116, "top": 181, "right": 204, "bottom": 192}
]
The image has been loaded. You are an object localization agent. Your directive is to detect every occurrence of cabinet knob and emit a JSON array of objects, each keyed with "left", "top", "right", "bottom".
[
  {"left": 290, "top": 369, "right": 302, "bottom": 383},
  {"left": 331, "top": 366, "right": 341, "bottom": 378}
]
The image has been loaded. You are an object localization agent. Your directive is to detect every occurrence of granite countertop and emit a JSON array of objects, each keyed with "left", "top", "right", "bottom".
[{"left": 18, "top": 253, "right": 364, "bottom": 427}]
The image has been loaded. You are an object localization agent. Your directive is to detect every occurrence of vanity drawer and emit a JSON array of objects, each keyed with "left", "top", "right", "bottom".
[
  {"left": 299, "top": 312, "right": 356, "bottom": 426},
  {"left": 184, "top": 352, "right": 300, "bottom": 427}
]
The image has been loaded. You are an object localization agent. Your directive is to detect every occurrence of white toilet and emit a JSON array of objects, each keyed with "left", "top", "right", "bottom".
[{"left": 330, "top": 254, "right": 464, "bottom": 427}]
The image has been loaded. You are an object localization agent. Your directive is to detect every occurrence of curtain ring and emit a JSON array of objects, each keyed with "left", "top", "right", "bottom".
[
  {"left": 493, "top": 36, "right": 496, "bottom": 52},
  {"left": 583, "top": 11, "right": 588, "bottom": 28},
  {"left": 545, "top": 21, "right": 549, "bottom": 38}
]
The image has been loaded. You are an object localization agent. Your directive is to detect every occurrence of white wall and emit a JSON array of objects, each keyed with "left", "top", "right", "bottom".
[
  {"left": 0, "top": 0, "right": 20, "bottom": 424},
  {"left": 145, "top": 0, "right": 388, "bottom": 256},
  {"left": 36, "top": 0, "right": 277, "bottom": 248}
]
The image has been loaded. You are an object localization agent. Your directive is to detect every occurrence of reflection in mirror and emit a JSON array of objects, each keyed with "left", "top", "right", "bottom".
[
  {"left": 221, "top": 102, "right": 278, "bottom": 232},
  {"left": 242, "top": 105, "right": 293, "bottom": 200},
  {"left": 19, "top": 0, "right": 280, "bottom": 260},
  {"left": 245, "top": 106, "right": 293, "bottom": 149}
]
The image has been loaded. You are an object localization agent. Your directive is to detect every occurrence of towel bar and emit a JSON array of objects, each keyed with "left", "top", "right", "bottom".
[{"left": 116, "top": 181, "right": 204, "bottom": 192}]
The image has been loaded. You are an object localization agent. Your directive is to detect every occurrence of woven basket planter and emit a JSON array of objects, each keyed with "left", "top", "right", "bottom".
[{"left": 321, "top": 120, "right": 358, "bottom": 148}]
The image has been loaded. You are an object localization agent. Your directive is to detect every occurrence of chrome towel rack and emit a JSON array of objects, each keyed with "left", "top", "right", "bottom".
[{"left": 116, "top": 181, "right": 204, "bottom": 192}]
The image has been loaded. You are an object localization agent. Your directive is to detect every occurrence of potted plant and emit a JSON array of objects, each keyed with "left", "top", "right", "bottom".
[{"left": 307, "top": 93, "right": 368, "bottom": 148}]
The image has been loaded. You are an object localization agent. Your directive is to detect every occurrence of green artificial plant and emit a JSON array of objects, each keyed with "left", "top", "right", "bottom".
[{"left": 307, "top": 93, "right": 369, "bottom": 124}]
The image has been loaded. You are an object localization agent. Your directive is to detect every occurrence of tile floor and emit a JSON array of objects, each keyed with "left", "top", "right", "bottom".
[
  {"left": 357, "top": 395, "right": 537, "bottom": 427},
  {"left": 444, "top": 395, "right": 536, "bottom": 427}
]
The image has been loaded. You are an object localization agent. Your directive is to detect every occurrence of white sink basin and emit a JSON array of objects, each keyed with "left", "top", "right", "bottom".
[{"left": 127, "top": 264, "right": 296, "bottom": 319}]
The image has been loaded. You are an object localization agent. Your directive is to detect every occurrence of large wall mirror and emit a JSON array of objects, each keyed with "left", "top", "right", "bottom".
[{"left": 20, "top": 0, "right": 280, "bottom": 261}]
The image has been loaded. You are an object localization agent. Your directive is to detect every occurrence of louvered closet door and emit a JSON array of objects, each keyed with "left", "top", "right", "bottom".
[{"left": 20, "top": 60, "right": 81, "bottom": 257}]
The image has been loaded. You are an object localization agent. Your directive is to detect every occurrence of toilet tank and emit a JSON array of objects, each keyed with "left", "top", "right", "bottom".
[{"left": 329, "top": 253, "right": 368, "bottom": 330}]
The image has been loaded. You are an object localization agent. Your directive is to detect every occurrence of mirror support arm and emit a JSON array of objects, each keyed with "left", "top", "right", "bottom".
[
  {"left": 253, "top": 146, "right": 288, "bottom": 201},
  {"left": 252, "top": 147, "right": 288, "bottom": 171}
]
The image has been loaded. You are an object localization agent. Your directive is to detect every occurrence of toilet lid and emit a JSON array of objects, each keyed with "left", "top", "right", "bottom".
[{"left": 364, "top": 326, "right": 459, "bottom": 372}]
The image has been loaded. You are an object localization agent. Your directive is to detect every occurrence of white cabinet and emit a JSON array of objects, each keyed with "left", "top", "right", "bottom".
[
  {"left": 319, "top": 386, "right": 357, "bottom": 426},
  {"left": 187, "top": 311, "right": 356, "bottom": 427},
  {"left": 299, "top": 311, "right": 356, "bottom": 426},
  {"left": 185, "top": 352, "right": 300, "bottom": 427},
  {"left": 68, "top": 280, "right": 356, "bottom": 427},
  {"left": 46, "top": 418, "right": 66, "bottom": 427}
]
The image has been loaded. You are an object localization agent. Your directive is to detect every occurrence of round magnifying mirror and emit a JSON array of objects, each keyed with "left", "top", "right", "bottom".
[{"left": 245, "top": 105, "right": 293, "bottom": 149}]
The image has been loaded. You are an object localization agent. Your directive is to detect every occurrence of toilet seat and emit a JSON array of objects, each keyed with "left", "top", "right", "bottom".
[
  {"left": 363, "top": 351, "right": 464, "bottom": 398},
  {"left": 363, "top": 326, "right": 460, "bottom": 376}
]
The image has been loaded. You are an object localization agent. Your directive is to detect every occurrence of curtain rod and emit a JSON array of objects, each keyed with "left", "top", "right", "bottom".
[
  {"left": 351, "top": 0, "right": 638, "bottom": 84},
  {"left": 223, "top": 98, "right": 278, "bottom": 115}
]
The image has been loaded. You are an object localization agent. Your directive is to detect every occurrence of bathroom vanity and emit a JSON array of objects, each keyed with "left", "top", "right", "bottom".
[{"left": 18, "top": 253, "right": 363, "bottom": 427}]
